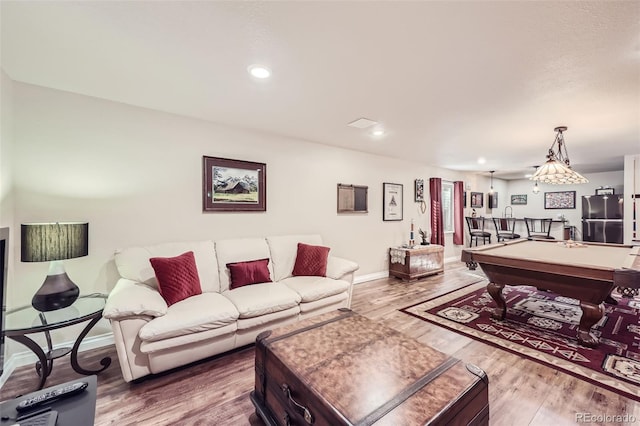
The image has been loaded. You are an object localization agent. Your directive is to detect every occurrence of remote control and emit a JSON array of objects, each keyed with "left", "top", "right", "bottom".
[{"left": 15, "top": 382, "right": 88, "bottom": 412}]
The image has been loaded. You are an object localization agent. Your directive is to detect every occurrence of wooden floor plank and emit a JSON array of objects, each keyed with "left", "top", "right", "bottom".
[{"left": 1, "top": 261, "right": 639, "bottom": 424}]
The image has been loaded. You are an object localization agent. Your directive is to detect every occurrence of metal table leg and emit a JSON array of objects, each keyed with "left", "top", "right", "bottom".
[
  {"left": 7, "top": 334, "right": 49, "bottom": 390},
  {"left": 70, "top": 314, "right": 111, "bottom": 375}
]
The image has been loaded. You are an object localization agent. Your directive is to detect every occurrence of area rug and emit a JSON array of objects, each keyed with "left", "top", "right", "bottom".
[{"left": 401, "top": 281, "right": 640, "bottom": 401}]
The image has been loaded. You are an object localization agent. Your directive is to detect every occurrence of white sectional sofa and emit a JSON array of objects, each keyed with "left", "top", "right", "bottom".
[{"left": 103, "top": 234, "right": 359, "bottom": 382}]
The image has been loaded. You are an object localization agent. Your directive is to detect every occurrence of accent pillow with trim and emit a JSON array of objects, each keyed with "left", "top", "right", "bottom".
[
  {"left": 149, "top": 251, "right": 202, "bottom": 306},
  {"left": 292, "top": 243, "right": 330, "bottom": 277},
  {"left": 227, "top": 258, "right": 272, "bottom": 290}
]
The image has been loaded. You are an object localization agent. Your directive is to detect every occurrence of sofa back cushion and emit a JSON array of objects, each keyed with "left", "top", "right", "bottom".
[
  {"left": 215, "top": 238, "right": 273, "bottom": 292},
  {"left": 266, "top": 234, "right": 323, "bottom": 281},
  {"left": 115, "top": 240, "right": 220, "bottom": 293}
]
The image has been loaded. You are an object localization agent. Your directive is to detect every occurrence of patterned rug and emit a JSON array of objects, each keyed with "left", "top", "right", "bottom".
[{"left": 400, "top": 279, "right": 640, "bottom": 401}]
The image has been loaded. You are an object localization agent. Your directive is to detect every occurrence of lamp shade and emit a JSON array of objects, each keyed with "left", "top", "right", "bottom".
[
  {"left": 21, "top": 222, "right": 89, "bottom": 262},
  {"left": 530, "top": 126, "right": 588, "bottom": 185},
  {"left": 530, "top": 160, "right": 588, "bottom": 184}
]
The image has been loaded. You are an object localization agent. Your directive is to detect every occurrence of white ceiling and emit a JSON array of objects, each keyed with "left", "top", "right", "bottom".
[{"left": 2, "top": 1, "right": 639, "bottom": 180}]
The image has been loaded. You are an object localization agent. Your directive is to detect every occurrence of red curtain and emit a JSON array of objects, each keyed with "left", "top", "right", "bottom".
[
  {"left": 429, "top": 178, "right": 444, "bottom": 245},
  {"left": 453, "top": 181, "right": 464, "bottom": 245}
]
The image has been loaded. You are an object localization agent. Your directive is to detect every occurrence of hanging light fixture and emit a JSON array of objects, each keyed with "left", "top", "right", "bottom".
[
  {"left": 530, "top": 126, "right": 588, "bottom": 184},
  {"left": 532, "top": 166, "right": 540, "bottom": 194},
  {"left": 489, "top": 171, "right": 495, "bottom": 193},
  {"left": 533, "top": 182, "right": 540, "bottom": 194}
]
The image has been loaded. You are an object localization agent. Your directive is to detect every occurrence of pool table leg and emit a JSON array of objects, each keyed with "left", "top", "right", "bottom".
[
  {"left": 487, "top": 282, "right": 507, "bottom": 320},
  {"left": 577, "top": 302, "right": 604, "bottom": 347}
]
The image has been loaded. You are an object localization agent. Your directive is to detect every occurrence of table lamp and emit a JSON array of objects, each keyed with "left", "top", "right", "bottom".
[{"left": 21, "top": 222, "right": 89, "bottom": 312}]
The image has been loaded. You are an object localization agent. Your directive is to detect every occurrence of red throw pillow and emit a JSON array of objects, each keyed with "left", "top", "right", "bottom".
[
  {"left": 292, "top": 243, "right": 330, "bottom": 277},
  {"left": 227, "top": 258, "right": 272, "bottom": 290},
  {"left": 149, "top": 251, "right": 202, "bottom": 306}
]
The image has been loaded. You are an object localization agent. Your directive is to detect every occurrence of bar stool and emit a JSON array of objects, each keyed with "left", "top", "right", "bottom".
[
  {"left": 465, "top": 216, "right": 492, "bottom": 247},
  {"left": 524, "top": 217, "right": 555, "bottom": 240},
  {"left": 492, "top": 217, "right": 521, "bottom": 242}
]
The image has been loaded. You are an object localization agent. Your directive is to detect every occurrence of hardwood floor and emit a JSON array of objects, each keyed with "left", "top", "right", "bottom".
[{"left": 2, "top": 261, "right": 639, "bottom": 425}]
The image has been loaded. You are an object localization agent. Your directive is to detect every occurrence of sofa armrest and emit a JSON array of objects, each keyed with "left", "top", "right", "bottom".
[
  {"left": 103, "top": 278, "right": 168, "bottom": 320},
  {"left": 325, "top": 256, "right": 359, "bottom": 282}
]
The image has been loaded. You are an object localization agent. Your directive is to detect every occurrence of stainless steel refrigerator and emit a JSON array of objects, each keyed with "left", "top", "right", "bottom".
[{"left": 581, "top": 194, "right": 624, "bottom": 243}]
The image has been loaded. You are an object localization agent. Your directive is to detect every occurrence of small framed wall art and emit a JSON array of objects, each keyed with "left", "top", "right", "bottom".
[
  {"left": 595, "top": 187, "right": 615, "bottom": 195},
  {"left": 414, "top": 179, "right": 425, "bottom": 202},
  {"left": 203, "top": 156, "right": 266, "bottom": 212},
  {"left": 470, "top": 192, "right": 483, "bottom": 208},
  {"left": 488, "top": 192, "right": 498, "bottom": 209},
  {"left": 383, "top": 182, "right": 403, "bottom": 221},
  {"left": 510, "top": 194, "right": 527, "bottom": 205},
  {"left": 544, "top": 190, "right": 576, "bottom": 209},
  {"left": 337, "top": 184, "right": 368, "bottom": 213}
]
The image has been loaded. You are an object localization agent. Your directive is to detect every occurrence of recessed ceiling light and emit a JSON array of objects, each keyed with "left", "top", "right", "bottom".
[
  {"left": 248, "top": 65, "right": 271, "bottom": 79},
  {"left": 524, "top": 173, "right": 533, "bottom": 178},
  {"left": 372, "top": 128, "right": 385, "bottom": 137},
  {"left": 477, "top": 157, "right": 486, "bottom": 165}
]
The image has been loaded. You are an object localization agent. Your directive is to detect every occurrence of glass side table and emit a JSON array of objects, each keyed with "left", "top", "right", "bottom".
[{"left": 5, "top": 294, "right": 111, "bottom": 390}]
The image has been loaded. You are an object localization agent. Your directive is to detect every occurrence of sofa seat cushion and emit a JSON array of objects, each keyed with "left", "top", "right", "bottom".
[
  {"left": 140, "top": 322, "right": 237, "bottom": 354},
  {"left": 298, "top": 293, "right": 348, "bottom": 314},
  {"left": 222, "top": 282, "right": 301, "bottom": 319},
  {"left": 236, "top": 306, "right": 300, "bottom": 331},
  {"left": 281, "top": 276, "right": 350, "bottom": 303},
  {"left": 139, "top": 293, "right": 239, "bottom": 342}
]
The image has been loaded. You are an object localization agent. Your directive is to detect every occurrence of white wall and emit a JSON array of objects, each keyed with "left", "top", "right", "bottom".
[
  {"left": 464, "top": 174, "right": 508, "bottom": 216},
  {"left": 1, "top": 69, "right": 15, "bottom": 232},
  {"left": 1, "top": 70, "right": 14, "bottom": 228},
  {"left": 2, "top": 81, "right": 472, "bottom": 368},
  {"left": 11, "top": 82, "right": 470, "bottom": 305},
  {"left": 0, "top": 70, "right": 17, "bottom": 376}
]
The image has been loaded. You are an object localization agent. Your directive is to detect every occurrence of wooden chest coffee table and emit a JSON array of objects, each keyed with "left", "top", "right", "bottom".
[
  {"left": 250, "top": 309, "right": 488, "bottom": 425},
  {"left": 389, "top": 245, "right": 444, "bottom": 281}
]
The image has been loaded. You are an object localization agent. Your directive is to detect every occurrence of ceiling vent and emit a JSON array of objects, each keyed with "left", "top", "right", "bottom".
[{"left": 347, "top": 118, "right": 378, "bottom": 129}]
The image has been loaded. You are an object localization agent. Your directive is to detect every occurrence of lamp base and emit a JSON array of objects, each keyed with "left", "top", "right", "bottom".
[{"left": 32, "top": 272, "right": 80, "bottom": 312}]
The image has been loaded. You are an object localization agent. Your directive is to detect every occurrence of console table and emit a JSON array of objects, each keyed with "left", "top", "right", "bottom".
[
  {"left": 5, "top": 294, "right": 111, "bottom": 390},
  {"left": 389, "top": 245, "right": 444, "bottom": 281}
]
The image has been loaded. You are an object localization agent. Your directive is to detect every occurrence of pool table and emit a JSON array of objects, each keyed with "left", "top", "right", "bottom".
[{"left": 461, "top": 239, "right": 640, "bottom": 347}]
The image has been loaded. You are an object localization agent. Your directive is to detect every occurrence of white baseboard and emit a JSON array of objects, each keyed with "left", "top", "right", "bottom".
[
  {"left": 354, "top": 256, "right": 460, "bottom": 285},
  {"left": 0, "top": 332, "right": 115, "bottom": 389},
  {"left": 354, "top": 271, "right": 389, "bottom": 284}
]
